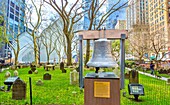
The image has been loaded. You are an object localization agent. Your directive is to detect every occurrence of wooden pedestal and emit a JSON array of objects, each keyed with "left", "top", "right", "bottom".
[{"left": 84, "top": 78, "right": 120, "bottom": 105}]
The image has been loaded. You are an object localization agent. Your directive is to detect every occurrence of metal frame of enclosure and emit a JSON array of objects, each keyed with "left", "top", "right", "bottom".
[{"left": 78, "top": 29, "right": 128, "bottom": 89}]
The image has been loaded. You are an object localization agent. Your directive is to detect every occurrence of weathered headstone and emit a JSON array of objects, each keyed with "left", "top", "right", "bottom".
[
  {"left": 163, "top": 70, "right": 167, "bottom": 74},
  {"left": 129, "top": 70, "right": 139, "bottom": 84},
  {"left": 60, "top": 62, "right": 64, "bottom": 70},
  {"left": 34, "top": 70, "right": 38, "bottom": 74},
  {"left": 31, "top": 65, "right": 36, "bottom": 72},
  {"left": 13, "top": 70, "right": 19, "bottom": 76},
  {"left": 12, "top": 79, "right": 26, "bottom": 100},
  {"left": 10, "top": 65, "right": 17, "bottom": 70},
  {"left": 62, "top": 69, "right": 67, "bottom": 73},
  {"left": 70, "top": 70, "right": 79, "bottom": 85},
  {"left": 5, "top": 71, "right": 11, "bottom": 78},
  {"left": 28, "top": 70, "right": 32, "bottom": 74},
  {"left": 43, "top": 73, "right": 51, "bottom": 80},
  {"left": 36, "top": 79, "right": 43, "bottom": 85},
  {"left": 125, "top": 73, "right": 129, "bottom": 79}
]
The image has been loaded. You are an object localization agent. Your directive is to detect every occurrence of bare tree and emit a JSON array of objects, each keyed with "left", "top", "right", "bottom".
[
  {"left": 44, "top": 0, "right": 85, "bottom": 66},
  {"left": 149, "top": 32, "right": 168, "bottom": 68},
  {"left": 25, "top": 0, "right": 45, "bottom": 65},
  {"left": 0, "top": 16, "right": 4, "bottom": 46},
  {"left": 40, "top": 24, "right": 56, "bottom": 64},
  {"left": 36, "top": 37, "right": 43, "bottom": 64},
  {"left": 51, "top": 19, "right": 66, "bottom": 63},
  {"left": 128, "top": 24, "right": 150, "bottom": 63}
]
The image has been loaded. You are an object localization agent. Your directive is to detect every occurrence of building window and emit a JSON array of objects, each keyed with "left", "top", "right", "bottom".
[
  {"left": 10, "top": 1, "right": 14, "bottom": 7},
  {"left": 10, "top": 13, "right": 14, "bottom": 19},
  {"left": 10, "top": 7, "right": 14, "bottom": 14},
  {"left": 16, "top": 6, "right": 19, "bottom": 11},
  {"left": 15, "top": 16, "right": 19, "bottom": 22},
  {"left": 15, "top": 11, "right": 19, "bottom": 17}
]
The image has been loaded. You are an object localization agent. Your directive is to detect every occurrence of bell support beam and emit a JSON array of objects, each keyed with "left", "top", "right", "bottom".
[
  {"left": 78, "top": 29, "right": 128, "bottom": 40},
  {"left": 79, "top": 35, "right": 84, "bottom": 89},
  {"left": 120, "top": 34, "right": 126, "bottom": 89}
]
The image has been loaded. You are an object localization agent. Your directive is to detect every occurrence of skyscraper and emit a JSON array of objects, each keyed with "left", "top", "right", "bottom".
[
  {"left": 127, "top": 0, "right": 170, "bottom": 59},
  {"left": 0, "top": 0, "right": 25, "bottom": 59},
  {"left": 126, "top": 0, "right": 149, "bottom": 30}
]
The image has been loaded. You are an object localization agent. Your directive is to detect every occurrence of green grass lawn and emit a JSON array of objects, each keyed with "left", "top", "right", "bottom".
[{"left": 0, "top": 67, "right": 170, "bottom": 105}]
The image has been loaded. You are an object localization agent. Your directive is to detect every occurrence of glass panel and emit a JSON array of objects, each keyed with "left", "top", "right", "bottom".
[{"left": 10, "top": 13, "right": 14, "bottom": 19}]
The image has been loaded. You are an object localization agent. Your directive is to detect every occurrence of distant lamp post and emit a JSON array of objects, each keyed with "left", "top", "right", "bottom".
[{"left": 8, "top": 51, "right": 12, "bottom": 65}]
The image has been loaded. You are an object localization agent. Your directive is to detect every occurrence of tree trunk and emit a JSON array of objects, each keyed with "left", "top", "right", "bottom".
[
  {"left": 66, "top": 39, "right": 72, "bottom": 66},
  {"left": 47, "top": 54, "right": 50, "bottom": 64},
  {"left": 13, "top": 51, "right": 19, "bottom": 69},
  {"left": 155, "top": 60, "right": 159, "bottom": 69},
  {"left": 85, "top": 40, "right": 90, "bottom": 66},
  {"left": 139, "top": 56, "right": 143, "bottom": 64},
  {"left": 58, "top": 53, "right": 61, "bottom": 64},
  {"left": 33, "top": 37, "right": 38, "bottom": 65}
]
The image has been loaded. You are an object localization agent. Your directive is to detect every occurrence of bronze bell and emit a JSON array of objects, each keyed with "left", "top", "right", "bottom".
[{"left": 86, "top": 38, "right": 118, "bottom": 68}]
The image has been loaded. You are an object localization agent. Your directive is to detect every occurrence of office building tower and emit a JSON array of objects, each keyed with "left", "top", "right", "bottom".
[
  {"left": 126, "top": 0, "right": 149, "bottom": 30},
  {"left": 0, "top": 0, "right": 25, "bottom": 59}
]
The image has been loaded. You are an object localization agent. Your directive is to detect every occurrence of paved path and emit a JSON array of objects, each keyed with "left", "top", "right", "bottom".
[{"left": 126, "top": 67, "right": 168, "bottom": 81}]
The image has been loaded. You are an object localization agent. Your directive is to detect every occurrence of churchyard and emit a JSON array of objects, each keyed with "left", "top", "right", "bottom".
[{"left": 0, "top": 66, "right": 170, "bottom": 105}]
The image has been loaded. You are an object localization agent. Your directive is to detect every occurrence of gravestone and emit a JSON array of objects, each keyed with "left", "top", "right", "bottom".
[
  {"left": 30, "top": 65, "right": 36, "bottom": 72},
  {"left": 12, "top": 79, "right": 26, "bottom": 100},
  {"left": 168, "top": 70, "right": 170, "bottom": 73},
  {"left": 36, "top": 79, "right": 43, "bottom": 85},
  {"left": 70, "top": 70, "right": 79, "bottom": 85},
  {"left": 167, "top": 78, "right": 170, "bottom": 85},
  {"left": 159, "top": 69, "right": 163, "bottom": 74},
  {"left": 125, "top": 73, "right": 129, "bottom": 79},
  {"left": 163, "top": 70, "right": 167, "bottom": 74},
  {"left": 10, "top": 65, "right": 17, "bottom": 70},
  {"left": 28, "top": 70, "right": 32, "bottom": 74},
  {"left": 43, "top": 73, "right": 51, "bottom": 80},
  {"left": 34, "top": 70, "right": 38, "bottom": 74},
  {"left": 5, "top": 71, "right": 11, "bottom": 78},
  {"left": 62, "top": 69, "right": 67, "bottom": 73},
  {"left": 60, "top": 62, "right": 64, "bottom": 70},
  {"left": 13, "top": 70, "right": 19, "bottom": 76},
  {"left": 129, "top": 70, "right": 139, "bottom": 84}
]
